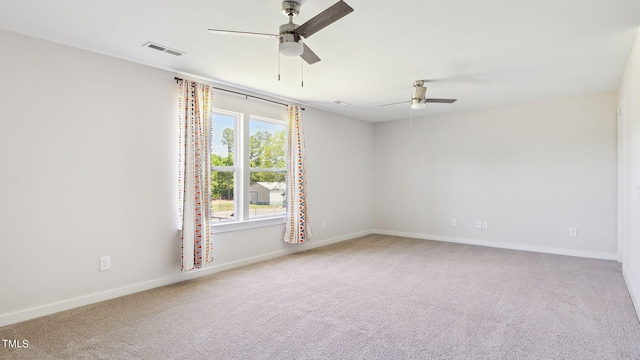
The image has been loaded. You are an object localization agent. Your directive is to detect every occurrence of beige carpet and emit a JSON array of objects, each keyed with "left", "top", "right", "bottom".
[{"left": 1, "top": 234, "right": 639, "bottom": 359}]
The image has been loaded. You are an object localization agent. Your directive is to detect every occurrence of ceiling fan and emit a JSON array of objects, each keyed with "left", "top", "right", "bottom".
[
  {"left": 381, "top": 80, "right": 457, "bottom": 110},
  {"left": 208, "top": 0, "right": 354, "bottom": 65}
]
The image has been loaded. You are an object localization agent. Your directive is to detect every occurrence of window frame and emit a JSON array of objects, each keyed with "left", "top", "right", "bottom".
[{"left": 210, "top": 109, "right": 288, "bottom": 233}]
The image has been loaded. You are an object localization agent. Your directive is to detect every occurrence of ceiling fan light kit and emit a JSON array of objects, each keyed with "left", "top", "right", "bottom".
[
  {"left": 279, "top": 36, "right": 304, "bottom": 56},
  {"left": 279, "top": 41, "right": 303, "bottom": 57},
  {"left": 411, "top": 99, "right": 427, "bottom": 110}
]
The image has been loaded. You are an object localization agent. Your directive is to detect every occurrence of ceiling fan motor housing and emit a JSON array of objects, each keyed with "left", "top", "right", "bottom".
[
  {"left": 411, "top": 84, "right": 428, "bottom": 109},
  {"left": 413, "top": 85, "right": 427, "bottom": 100},
  {"left": 279, "top": 21, "right": 304, "bottom": 56}
]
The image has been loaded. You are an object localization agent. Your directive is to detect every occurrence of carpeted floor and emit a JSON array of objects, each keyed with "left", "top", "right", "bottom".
[{"left": 1, "top": 234, "right": 639, "bottom": 359}]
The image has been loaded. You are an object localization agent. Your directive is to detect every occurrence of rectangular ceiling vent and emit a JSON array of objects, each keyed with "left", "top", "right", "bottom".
[{"left": 143, "top": 41, "right": 186, "bottom": 56}]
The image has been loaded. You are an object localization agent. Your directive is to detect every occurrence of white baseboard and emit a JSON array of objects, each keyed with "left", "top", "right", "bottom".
[
  {"left": 622, "top": 267, "right": 640, "bottom": 323},
  {"left": 372, "top": 229, "right": 619, "bottom": 261},
  {"left": 201, "top": 229, "right": 372, "bottom": 274},
  {"left": 0, "top": 230, "right": 371, "bottom": 328}
]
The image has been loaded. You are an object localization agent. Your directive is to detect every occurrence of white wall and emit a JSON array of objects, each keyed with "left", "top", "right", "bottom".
[
  {"left": 0, "top": 29, "right": 373, "bottom": 326},
  {"left": 619, "top": 29, "right": 640, "bottom": 320},
  {"left": 373, "top": 92, "right": 619, "bottom": 259}
]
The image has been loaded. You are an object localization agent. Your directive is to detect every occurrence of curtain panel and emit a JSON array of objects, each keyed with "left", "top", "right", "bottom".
[
  {"left": 177, "top": 79, "right": 213, "bottom": 271},
  {"left": 284, "top": 105, "right": 312, "bottom": 244}
]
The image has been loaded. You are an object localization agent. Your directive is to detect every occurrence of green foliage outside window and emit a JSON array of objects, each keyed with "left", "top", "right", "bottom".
[
  {"left": 250, "top": 129, "right": 286, "bottom": 183},
  {"left": 210, "top": 128, "right": 286, "bottom": 200}
]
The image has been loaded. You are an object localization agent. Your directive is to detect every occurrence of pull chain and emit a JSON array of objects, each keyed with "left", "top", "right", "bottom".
[
  {"left": 409, "top": 108, "right": 413, "bottom": 127},
  {"left": 301, "top": 58, "right": 304, "bottom": 87},
  {"left": 277, "top": 44, "right": 281, "bottom": 81},
  {"left": 425, "top": 105, "right": 428, "bottom": 125}
]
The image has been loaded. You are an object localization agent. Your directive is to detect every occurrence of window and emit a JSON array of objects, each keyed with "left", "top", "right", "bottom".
[{"left": 210, "top": 110, "right": 287, "bottom": 227}]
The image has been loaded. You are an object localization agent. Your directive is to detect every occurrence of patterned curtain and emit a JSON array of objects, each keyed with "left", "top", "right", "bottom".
[
  {"left": 284, "top": 105, "right": 312, "bottom": 244},
  {"left": 177, "top": 79, "right": 213, "bottom": 271}
]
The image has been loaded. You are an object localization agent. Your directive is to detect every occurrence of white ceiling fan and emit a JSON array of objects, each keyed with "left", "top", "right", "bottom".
[{"left": 208, "top": 0, "right": 354, "bottom": 65}]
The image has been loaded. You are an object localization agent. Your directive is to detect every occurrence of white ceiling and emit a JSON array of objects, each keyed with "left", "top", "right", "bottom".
[{"left": 1, "top": 0, "right": 639, "bottom": 122}]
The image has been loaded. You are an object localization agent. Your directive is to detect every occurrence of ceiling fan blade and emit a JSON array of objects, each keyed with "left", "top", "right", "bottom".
[
  {"left": 300, "top": 43, "right": 321, "bottom": 64},
  {"left": 425, "top": 98, "right": 457, "bottom": 103},
  {"left": 294, "top": 0, "right": 354, "bottom": 39},
  {"left": 208, "top": 29, "right": 278, "bottom": 39},
  {"left": 380, "top": 100, "right": 411, "bottom": 107}
]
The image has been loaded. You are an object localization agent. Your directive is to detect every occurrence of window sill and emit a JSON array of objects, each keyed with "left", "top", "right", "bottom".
[{"left": 211, "top": 216, "right": 286, "bottom": 234}]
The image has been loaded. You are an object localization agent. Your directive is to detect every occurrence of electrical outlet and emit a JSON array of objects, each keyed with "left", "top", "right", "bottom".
[
  {"left": 482, "top": 221, "right": 488, "bottom": 229},
  {"left": 476, "top": 221, "right": 482, "bottom": 228},
  {"left": 321, "top": 221, "right": 327, "bottom": 230},
  {"left": 569, "top": 227, "right": 577, "bottom": 237},
  {"left": 100, "top": 256, "right": 110, "bottom": 271},
  {"left": 451, "top": 219, "right": 457, "bottom": 227}
]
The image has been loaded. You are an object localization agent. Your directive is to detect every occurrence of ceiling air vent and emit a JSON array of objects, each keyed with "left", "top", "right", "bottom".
[{"left": 143, "top": 42, "right": 186, "bottom": 56}]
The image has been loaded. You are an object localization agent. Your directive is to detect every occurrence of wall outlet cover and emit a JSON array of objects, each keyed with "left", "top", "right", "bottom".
[{"left": 100, "top": 256, "right": 110, "bottom": 271}]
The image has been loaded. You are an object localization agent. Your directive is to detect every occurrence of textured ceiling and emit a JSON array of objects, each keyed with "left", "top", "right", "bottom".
[{"left": 0, "top": 0, "right": 639, "bottom": 122}]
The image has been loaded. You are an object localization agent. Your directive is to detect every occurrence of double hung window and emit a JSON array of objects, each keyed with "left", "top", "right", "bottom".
[{"left": 210, "top": 110, "right": 287, "bottom": 226}]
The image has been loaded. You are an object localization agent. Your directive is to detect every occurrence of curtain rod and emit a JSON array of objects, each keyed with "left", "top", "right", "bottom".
[{"left": 174, "top": 77, "right": 304, "bottom": 110}]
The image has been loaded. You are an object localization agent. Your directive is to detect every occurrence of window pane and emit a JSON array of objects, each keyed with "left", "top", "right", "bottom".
[
  {"left": 211, "top": 113, "right": 235, "bottom": 166},
  {"left": 249, "top": 171, "right": 286, "bottom": 218},
  {"left": 211, "top": 171, "right": 235, "bottom": 221},
  {"left": 250, "top": 119, "right": 286, "bottom": 169},
  {"left": 211, "top": 111, "right": 237, "bottom": 222}
]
